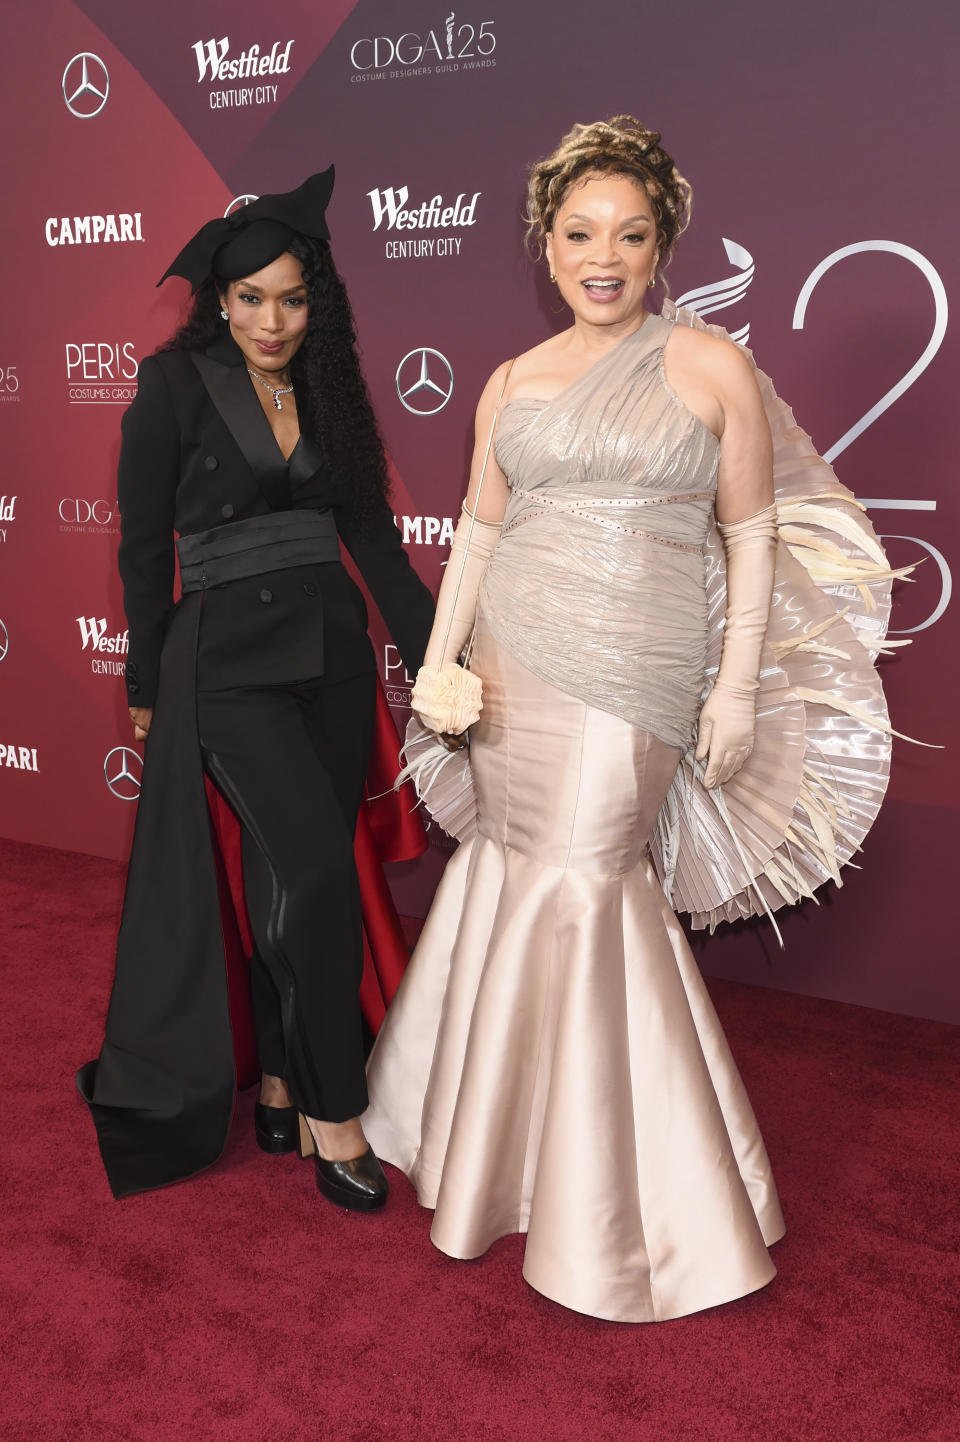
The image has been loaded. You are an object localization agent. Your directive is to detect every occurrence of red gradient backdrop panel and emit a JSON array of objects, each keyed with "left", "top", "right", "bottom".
[{"left": 1, "top": 0, "right": 955, "bottom": 1020}]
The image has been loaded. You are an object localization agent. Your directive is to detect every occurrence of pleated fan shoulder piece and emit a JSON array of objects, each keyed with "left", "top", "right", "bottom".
[{"left": 650, "top": 301, "right": 913, "bottom": 931}]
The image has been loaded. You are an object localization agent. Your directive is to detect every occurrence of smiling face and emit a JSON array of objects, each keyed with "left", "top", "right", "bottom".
[
  {"left": 217, "top": 251, "right": 309, "bottom": 376},
  {"left": 545, "top": 172, "right": 659, "bottom": 331}
]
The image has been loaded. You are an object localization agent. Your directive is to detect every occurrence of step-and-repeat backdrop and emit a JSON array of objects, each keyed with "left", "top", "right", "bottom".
[{"left": 2, "top": 1, "right": 956, "bottom": 1020}]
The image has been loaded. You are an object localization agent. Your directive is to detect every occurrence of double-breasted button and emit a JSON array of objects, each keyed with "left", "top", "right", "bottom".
[
  {"left": 302, "top": 582, "right": 318, "bottom": 597},
  {"left": 259, "top": 588, "right": 273, "bottom": 603},
  {"left": 220, "top": 503, "right": 235, "bottom": 519},
  {"left": 204, "top": 456, "right": 219, "bottom": 471}
]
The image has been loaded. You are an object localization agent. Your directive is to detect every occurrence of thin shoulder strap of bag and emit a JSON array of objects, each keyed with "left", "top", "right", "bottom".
[{"left": 438, "top": 358, "right": 516, "bottom": 663}]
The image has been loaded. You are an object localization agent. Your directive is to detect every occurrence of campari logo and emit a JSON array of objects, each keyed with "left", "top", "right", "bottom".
[
  {"left": 65, "top": 342, "right": 139, "bottom": 404},
  {"left": 395, "top": 514, "right": 456, "bottom": 546},
  {"left": 369, "top": 186, "right": 479, "bottom": 261},
  {"left": 192, "top": 36, "right": 295, "bottom": 109},
  {"left": 349, "top": 11, "right": 497, "bottom": 83},
  {"left": 1, "top": 742, "right": 39, "bottom": 774},
  {"left": 45, "top": 213, "right": 143, "bottom": 247},
  {"left": 77, "top": 616, "right": 129, "bottom": 678}
]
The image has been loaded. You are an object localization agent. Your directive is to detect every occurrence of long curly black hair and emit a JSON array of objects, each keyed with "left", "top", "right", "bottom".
[{"left": 159, "top": 235, "right": 389, "bottom": 527}]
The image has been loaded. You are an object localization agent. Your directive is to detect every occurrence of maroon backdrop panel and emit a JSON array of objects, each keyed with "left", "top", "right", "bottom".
[{"left": 1, "top": 0, "right": 956, "bottom": 1021}]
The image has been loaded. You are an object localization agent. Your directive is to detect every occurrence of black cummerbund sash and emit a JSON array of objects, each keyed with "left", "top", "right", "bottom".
[{"left": 177, "top": 510, "right": 341, "bottom": 593}]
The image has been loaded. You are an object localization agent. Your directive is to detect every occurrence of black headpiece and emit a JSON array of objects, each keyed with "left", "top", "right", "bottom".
[{"left": 158, "top": 166, "right": 335, "bottom": 292}]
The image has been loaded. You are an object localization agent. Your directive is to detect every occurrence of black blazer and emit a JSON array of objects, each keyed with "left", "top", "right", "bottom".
[{"left": 118, "top": 332, "right": 434, "bottom": 707}]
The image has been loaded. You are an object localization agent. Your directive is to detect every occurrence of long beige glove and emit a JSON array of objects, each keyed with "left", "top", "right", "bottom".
[
  {"left": 411, "top": 504, "right": 502, "bottom": 734},
  {"left": 696, "top": 503, "right": 778, "bottom": 788}
]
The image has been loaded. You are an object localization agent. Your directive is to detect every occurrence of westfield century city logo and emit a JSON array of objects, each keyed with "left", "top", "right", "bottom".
[
  {"left": 76, "top": 617, "right": 129, "bottom": 655},
  {"left": 192, "top": 37, "right": 294, "bottom": 82},
  {"left": 368, "top": 187, "right": 480, "bottom": 231}
]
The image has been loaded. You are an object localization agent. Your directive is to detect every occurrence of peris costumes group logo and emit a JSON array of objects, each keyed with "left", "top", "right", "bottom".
[
  {"left": 349, "top": 11, "right": 496, "bottom": 83},
  {"left": 192, "top": 36, "right": 295, "bottom": 109},
  {"left": 66, "top": 342, "right": 138, "bottom": 405}
]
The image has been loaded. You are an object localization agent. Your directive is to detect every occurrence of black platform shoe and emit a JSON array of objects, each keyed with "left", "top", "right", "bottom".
[
  {"left": 254, "top": 1101, "right": 299, "bottom": 1154},
  {"left": 298, "top": 1115, "right": 388, "bottom": 1212}
]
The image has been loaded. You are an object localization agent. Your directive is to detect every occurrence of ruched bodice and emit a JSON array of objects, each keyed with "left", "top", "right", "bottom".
[{"left": 483, "top": 311, "right": 720, "bottom": 750}]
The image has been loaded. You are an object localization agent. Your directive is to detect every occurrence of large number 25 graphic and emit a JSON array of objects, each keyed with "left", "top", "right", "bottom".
[{"left": 792, "top": 241, "right": 950, "bottom": 633}]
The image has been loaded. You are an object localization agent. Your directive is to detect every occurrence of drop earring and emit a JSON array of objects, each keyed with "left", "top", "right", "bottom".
[
  {"left": 647, "top": 277, "right": 656, "bottom": 289},
  {"left": 549, "top": 272, "right": 557, "bottom": 284}
]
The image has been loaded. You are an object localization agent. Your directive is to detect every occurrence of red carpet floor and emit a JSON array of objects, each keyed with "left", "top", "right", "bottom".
[{"left": 1, "top": 836, "right": 958, "bottom": 1442}]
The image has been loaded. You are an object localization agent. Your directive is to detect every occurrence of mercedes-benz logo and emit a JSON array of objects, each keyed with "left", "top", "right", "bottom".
[
  {"left": 396, "top": 347, "right": 454, "bottom": 416},
  {"left": 0, "top": 618, "right": 8, "bottom": 663},
  {"left": 224, "top": 194, "right": 259, "bottom": 217},
  {"left": 62, "top": 53, "right": 109, "bottom": 118},
  {"left": 104, "top": 746, "right": 142, "bottom": 801}
]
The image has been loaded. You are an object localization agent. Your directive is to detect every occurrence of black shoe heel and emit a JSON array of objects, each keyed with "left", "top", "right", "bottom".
[
  {"left": 298, "top": 1114, "right": 388, "bottom": 1212},
  {"left": 254, "top": 1101, "right": 298, "bottom": 1154}
]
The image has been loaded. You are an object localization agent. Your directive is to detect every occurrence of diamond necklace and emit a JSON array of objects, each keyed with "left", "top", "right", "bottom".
[{"left": 247, "top": 368, "right": 294, "bottom": 411}]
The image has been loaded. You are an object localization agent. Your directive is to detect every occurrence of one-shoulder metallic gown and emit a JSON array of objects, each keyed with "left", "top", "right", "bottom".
[{"left": 364, "top": 313, "right": 787, "bottom": 1322}]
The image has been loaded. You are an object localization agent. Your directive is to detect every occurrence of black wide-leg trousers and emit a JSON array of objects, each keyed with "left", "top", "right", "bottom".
[{"left": 197, "top": 672, "right": 376, "bottom": 1122}]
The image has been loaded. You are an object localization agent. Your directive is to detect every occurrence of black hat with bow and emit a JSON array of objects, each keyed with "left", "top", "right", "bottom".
[{"left": 158, "top": 166, "right": 335, "bottom": 292}]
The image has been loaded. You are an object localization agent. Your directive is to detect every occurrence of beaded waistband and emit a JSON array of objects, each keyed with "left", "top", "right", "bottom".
[{"left": 502, "top": 486, "right": 712, "bottom": 554}]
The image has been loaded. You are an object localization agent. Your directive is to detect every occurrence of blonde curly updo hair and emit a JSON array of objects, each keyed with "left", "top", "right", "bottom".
[{"left": 525, "top": 116, "right": 692, "bottom": 278}]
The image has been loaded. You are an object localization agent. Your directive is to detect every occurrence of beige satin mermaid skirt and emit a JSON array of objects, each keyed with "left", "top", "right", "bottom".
[{"left": 364, "top": 617, "right": 785, "bottom": 1323}]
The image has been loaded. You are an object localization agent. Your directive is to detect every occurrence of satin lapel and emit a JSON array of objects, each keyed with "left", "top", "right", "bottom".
[
  {"left": 192, "top": 353, "right": 293, "bottom": 511},
  {"left": 287, "top": 432, "right": 328, "bottom": 493}
]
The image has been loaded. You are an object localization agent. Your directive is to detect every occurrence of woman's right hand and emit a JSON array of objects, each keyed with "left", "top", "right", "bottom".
[{"left": 129, "top": 707, "right": 153, "bottom": 742}]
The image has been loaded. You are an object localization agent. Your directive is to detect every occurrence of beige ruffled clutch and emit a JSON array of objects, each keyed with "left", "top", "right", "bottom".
[{"left": 410, "top": 662, "right": 483, "bottom": 735}]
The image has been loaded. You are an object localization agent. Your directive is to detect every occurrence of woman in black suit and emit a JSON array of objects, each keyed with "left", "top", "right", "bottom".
[{"left": 78, "top": 170, "right": 434, "bottom": 1210}]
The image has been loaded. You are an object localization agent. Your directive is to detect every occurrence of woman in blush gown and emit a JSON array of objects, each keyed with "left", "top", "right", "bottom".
[{"left": 363, "top": 118, "right": 902, "bottom": 1322}]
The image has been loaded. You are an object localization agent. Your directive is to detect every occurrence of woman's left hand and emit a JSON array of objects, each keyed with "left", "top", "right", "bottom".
[{"left": 695, "top": 682, "right": 755, "bottom": 789}]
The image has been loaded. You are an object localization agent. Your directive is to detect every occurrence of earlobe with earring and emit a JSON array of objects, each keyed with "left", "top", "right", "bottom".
[
  {"left": 549, "top": 272, "right": 557, "bottom": 284},
  {"left": 647, "top": 277, "right": 656, "bottom": 289},
  {"left": 220, "top": 309, "right": 229, "bottom": 320}
]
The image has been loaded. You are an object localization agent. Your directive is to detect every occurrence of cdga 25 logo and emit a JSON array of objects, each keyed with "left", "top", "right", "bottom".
[{"left": 350, "top": 14, "right": 496, "bottom": 70}]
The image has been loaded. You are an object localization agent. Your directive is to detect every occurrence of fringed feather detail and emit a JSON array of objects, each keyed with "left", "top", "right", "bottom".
[
  {"left": 649, "top": 300, "right": 916, "bottom": 932},
  {"left": 394, "top": 717, "right": 478, "bottom": 843},
  {"left": 776, "top": 499, "right": 890, "bottom": 566},
  {"left": 792, "top": 687, "right": 939, "bottom": 747}
]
